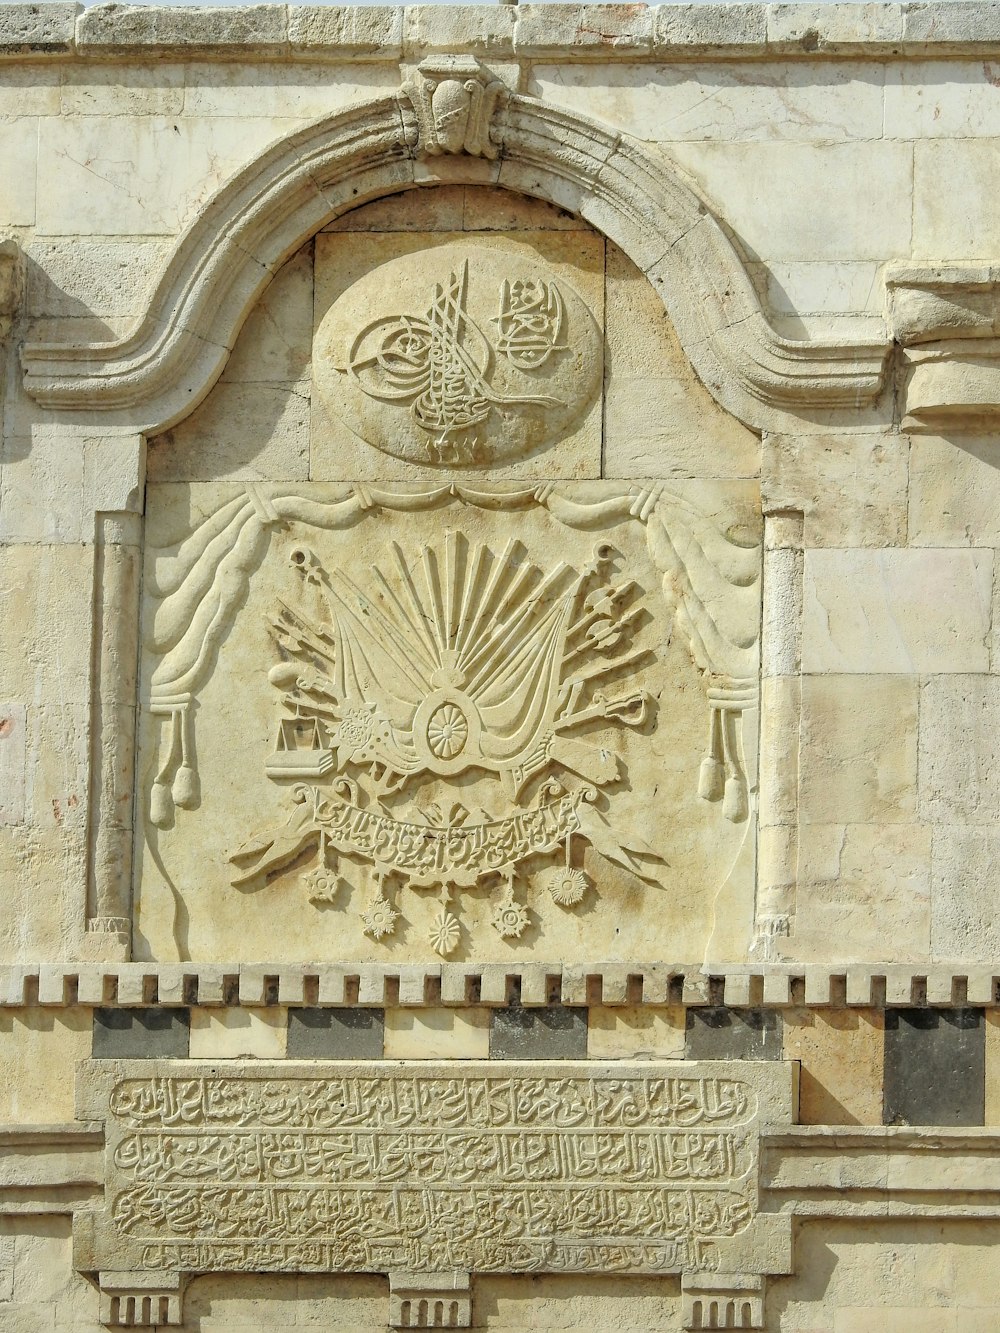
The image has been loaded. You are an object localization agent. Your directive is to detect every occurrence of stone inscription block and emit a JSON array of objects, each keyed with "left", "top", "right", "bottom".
[{"left": 74, "top": 1060, "right": 794, "bottom": 1282}]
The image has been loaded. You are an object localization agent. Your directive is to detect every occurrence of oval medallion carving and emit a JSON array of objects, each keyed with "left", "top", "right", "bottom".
[{"left": 314, "top": 241, "right": 602, "bottom": 467}]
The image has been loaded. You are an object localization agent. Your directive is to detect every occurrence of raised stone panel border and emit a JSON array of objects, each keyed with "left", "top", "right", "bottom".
[{"left": 73, "top": 1058, "right": 795, "bottom": 1329}]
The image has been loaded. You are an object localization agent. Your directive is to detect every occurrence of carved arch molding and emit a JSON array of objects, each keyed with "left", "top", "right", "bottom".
[{"left": 20, "top": 56, "right": 889, "bottom": 433}]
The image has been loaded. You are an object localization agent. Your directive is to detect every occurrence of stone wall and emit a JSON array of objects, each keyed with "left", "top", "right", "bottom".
[{"left": 4, "top": 4, "right": 1000, "bottom": 1329}]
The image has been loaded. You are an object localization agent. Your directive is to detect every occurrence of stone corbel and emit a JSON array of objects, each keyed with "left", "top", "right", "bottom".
[
  {"left": 887, "top": 264, "right": 1000, "bottom": 430},
  {"left": 399, "top": 56, "right": 507, "bottom": 159},
  {"left": 681, "top": 1273, "right": 765, "bottom": 1331},
  {"left": 389, "top": 1271, "right": 472, "bottom": 1329},
  {"left": 98, "top": 1271, "right": 186, "bottom": 1328}
]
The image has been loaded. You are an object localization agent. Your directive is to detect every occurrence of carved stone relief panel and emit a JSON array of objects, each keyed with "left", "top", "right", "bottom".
[
  {"left": 310, "top": 230, "right": 605, "bottom": 479},
  {"left": 74, "top": 1059, "right": 794, "bottom": 1326},
  {"left": 132, "top": 481, "right": 760, "bottom": 963}
]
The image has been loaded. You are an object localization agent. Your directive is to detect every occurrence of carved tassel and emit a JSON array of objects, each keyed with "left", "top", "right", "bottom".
[
  {"left": 698, "top": 708, "right": 725, "bottom": 801},
  {"left": 723, "top": 776, "right": 748, "bottom": 823},
  {"left": 150, "top": 781, "right": 173, "bottom": 829},
  {"left": 171, "top": 708, "right": 199, "bottom": 809}
]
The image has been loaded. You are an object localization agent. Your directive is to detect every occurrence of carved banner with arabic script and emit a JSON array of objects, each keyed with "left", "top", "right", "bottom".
[{"left": 75, "top": 1061, "right": 794, "bottom": 1283}]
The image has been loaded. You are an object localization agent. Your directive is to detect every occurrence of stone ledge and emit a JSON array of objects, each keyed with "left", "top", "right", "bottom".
[
  {"left": 0, "top": 3, "right": 998, "bottom": 61},
  {"left": 1, "top": 963, "right": 995, "bottom": 1009}
]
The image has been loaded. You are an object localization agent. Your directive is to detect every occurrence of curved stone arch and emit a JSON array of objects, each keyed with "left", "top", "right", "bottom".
[{"left": 20, "top": 89, "right": 890, "bottom": 433}]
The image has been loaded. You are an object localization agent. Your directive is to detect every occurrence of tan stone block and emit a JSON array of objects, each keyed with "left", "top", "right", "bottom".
[
  {"left": 802, "top": 549, "right": 992, "bottom": 674},
  {"left": 323, "top": 184, "right": 467, "bottom": 232},
  {"left": 794, "top": 823, "right": 931, "bottom": 963},
  {"left": 0, "top": 1009, "right": 91, "bottom": 1124},
  {"left": 222, "top": 244, "right": 314, "bottom": 386},
  {"left": 833, "top": 1312, "right": 956, "bottom": 1333},
  {"left": 0, "top": 118, "right": 36, "bottom": 227},
  {"left": 931, "top": 826, "right": 1000, "bottom": 961},
  {"left": 25, "top": 238, "right": 168, "bottom": 321},
  {"left": 0, "top": 66, "right": 60, "bottom": 118},
  {"left": 762, "top": 432, "right": 907, "bottom": 547},
  {"left": 799, "top": 676, "right": 918, "bottom": 825},
  {"left": 603, "top": 244, "right": 758, "bottom": 480},
  {"left": 147, "top": 381, "right": 310, "bottom": 483},
  {"left": 189, "top": 1007, "right": 287, "bottom": 1059},
  {"left": 531, "top": 59, "right": 883, "bottom": 144},
  {"left": 919, "top": 676, "right": 1000, "bottom": 824},
  {"left": 587, "top": 1006, "right": 685, "bottom": 1060},
  {"left": 667, "top": 140, "right": 913, "bottom": 262},
  {"left": 184, "top": 61, "right": 399, "bottom": 117},
  {"left": 461, "top": 185, "right": 589, "bottom": 231},
  {"left": 35, "top": 115, "right": 301, "bottom": 237},
  {"left": 908, "top": 434, "right": 1000, "bottom": 548},
  {"left": 914, "top": 139, "right": 1000, "bottom": 260},
  {"left": 0, "top": 428, "right": 87, "bottom": 545},
  {"left": 60, "top": 63, "right": 184, "bottom": 117},
  {"left": 0, "top": 825, "right": 85, "bottom": 962},
  {"left": 782, "top": 1008, "right": 884, "bottom": 1125},
  {"left": 383, "top": 1007, "right": 490, "bottom": 1059}
]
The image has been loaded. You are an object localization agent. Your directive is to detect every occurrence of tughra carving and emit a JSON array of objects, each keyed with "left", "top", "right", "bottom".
[
  {"left": 400, "top": 57, "right": 506, "bottom": 159},
  {"left": 346, "top": 261, "right": 567, "bottom": 464},
  {"left": 316, "top": 242, "right": 602, "bottom": 468},
  {"left": 75, "top": 1059, "right": 794, "bottom": 1329}
]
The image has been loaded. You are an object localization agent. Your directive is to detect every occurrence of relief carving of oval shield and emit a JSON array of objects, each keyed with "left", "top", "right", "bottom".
[{"left": 314, "top": 242, "right": 602, "bottom": 467}]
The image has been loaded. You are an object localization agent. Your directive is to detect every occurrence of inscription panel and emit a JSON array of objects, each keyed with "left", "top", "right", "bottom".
[{"left": 75, "top": 1060, "right": 794, "bottom": 1281}]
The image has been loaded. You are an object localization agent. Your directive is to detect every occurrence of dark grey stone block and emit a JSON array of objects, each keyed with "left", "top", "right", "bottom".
[
  {"left": 685, "top": 1007, "right": 783, "bottom": 1061},
  {"left": 490, "top": 1005, "right": 587, "bottom": 1060},
  {"left": 884, "top": 1007, "right": 985, "bottom": 1127},
  {"left": 92, "top": 1008, "right": 190, "bottom": 1059},
  {"left": 287, "top": 1007, "right": 384, "bottom": 1059}
]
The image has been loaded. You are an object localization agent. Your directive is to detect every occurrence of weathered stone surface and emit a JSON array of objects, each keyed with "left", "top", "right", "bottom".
[
  {"left": 0, "top": 2, "right": 78, "bottom": 53},
  {"left": 188, "top": 1006, "right": 286, "bottom": 1058},
  {"left": 384, "top": 1006, "right": 490, "bottom": 1058},
  {"left": 919, "top": 676, "right": 1000, "bottom": 824},
  {"left": 286, "top": 5, "right": 402, "bottom": 57},
  {"left": 884, "top": 1008, "right": 985, "bottom": 1127},
  {"left": 286, "top": 1006, "right": 384, "bottom": 1059},
  {"left": 490, "top": 1005, "right": 588, "bottom": 1060},
  {"left": 798, "top": 675, "right": 919, "bottom": 824},
  {"left": 685, "top": 1008, "right": 783, "bottom": 1062},
  {"left": 76, "top": 3, "right": 288, "bottom": 54},
  {"left": 75, "top": 1058, "right": 795, "bottom": 1279},
  {"left": 802, "top": 549, "right": 993, "bottom": 674},
  {"left": 587, "top": 1005, "right": 686, "bottom": 1060},
  {"left": 782, "top": 1007, "right": 884, "bottom": 1125},
  {"left": 762, "top": 432, "right": 907, "bottom": 547}
]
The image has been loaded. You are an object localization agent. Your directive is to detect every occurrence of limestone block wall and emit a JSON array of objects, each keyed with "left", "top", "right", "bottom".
[{"left": 4, "top": 4, "right": 1000, "bottom": 1329}]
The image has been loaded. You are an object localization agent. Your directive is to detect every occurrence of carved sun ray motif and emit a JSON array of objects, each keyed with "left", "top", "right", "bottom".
[{"left": 230, "top": 531, "right": 663, "bottom": 952}]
